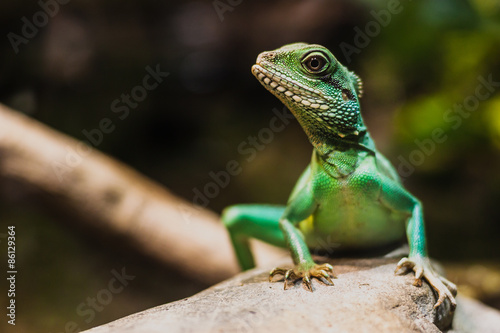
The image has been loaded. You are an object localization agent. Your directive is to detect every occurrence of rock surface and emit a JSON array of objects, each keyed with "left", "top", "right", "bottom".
[{"left": 83, "top": 257, "right": 500, "bottom": 333}]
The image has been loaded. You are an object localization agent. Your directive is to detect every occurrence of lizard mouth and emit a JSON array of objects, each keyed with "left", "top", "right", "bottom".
[{"left": 251, "top": 64, "right": 332, "bottom": 111}]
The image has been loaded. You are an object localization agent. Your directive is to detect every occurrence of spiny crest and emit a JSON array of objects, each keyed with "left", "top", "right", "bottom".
[{"left": 350, "top": 72, "right": 363, "bottom": 98}]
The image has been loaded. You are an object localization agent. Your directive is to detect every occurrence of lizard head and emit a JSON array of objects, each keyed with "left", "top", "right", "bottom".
[{"left": 252, "top": 43, "right": 366, "bottom": 147}]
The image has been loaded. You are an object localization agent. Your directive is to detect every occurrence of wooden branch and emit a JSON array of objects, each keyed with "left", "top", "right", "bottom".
[
  {"left": 0, "top": 103, "right": 284, "bottom": 284},
  {"left": 80, "top": 257, "right": 499, "bottom": 333}
]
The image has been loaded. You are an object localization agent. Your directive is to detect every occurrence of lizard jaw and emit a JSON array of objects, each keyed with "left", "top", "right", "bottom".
[
  {"left": 252, "top": 64, "right": 360, "bottom": 139},
  {"left": 252, "top": 64, "right": 331, "bottom": 110}
]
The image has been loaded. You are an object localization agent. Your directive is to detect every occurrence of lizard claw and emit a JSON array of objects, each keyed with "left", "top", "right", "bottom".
[
  {"left": 395, "top": 256, "right": 457, "bottom": 310},
  {"left": 269, "top": 268, "right": 287, "bottom": 282},
  {"left": 439, "top": 276, "right": 458, "bottom": 296},
  {"left": 303, "top": 274, "right": 312, "bottom": 291},
  {"left": 270, "top": 262, "right": 336, "bottom": 291},
  {"left": 319, "top": 269, "right": 335, "bottom": 285},
  {"left": 394, "top": 257, "right": 413, "bottom": 274}
]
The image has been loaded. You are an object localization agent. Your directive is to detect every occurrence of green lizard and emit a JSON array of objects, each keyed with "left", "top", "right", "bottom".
[{"left": 222, "top": 43, "right": 457, "bottom": 309}]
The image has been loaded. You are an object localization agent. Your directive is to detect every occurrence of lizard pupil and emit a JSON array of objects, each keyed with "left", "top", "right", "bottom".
[
  {"left": 309, "top": 58, "right": 321, "bottom": 69},
  {"left": 303, "top": 53, "right": 328, "bottom": 73}
]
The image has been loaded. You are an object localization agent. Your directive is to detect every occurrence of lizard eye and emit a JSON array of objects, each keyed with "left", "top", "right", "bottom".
[{"left": 302, "top": 52, "right": 329, "bottom": 74}]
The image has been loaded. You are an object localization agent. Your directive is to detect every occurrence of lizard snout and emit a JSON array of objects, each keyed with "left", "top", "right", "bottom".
[{"left": 255, "top": 51, "right": 276, "bottom": 65}]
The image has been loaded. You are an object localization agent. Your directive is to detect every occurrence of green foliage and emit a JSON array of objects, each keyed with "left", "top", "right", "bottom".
[{"left": 373, "top": 0, "right": 500, "bottom": 156}]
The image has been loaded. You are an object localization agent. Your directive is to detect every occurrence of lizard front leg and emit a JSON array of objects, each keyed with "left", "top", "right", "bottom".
[
  {"left": 380, "top": 178, "right": 457, "bottom": 309},
  {"left": 270, "top": 218, "right": 335, "bottom": 291},
  {"left": 269, "top": 185, "right": 336, "bottom": 291},
  {"left": 394, "top": 203, "right": 457, "bottom": 308},
  {"left": 222, "top": 204, "right": 287, "bottom": 270}
]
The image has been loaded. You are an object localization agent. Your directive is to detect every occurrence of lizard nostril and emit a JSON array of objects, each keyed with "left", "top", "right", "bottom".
[
  {"left": 266, "top": 52, "right": 276, "bottom": 59},
  {"left": 256, "top": 52, "right": 276, "bottom": 65}
]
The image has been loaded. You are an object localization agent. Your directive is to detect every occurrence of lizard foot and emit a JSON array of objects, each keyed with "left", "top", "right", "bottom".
[
  {"left": 269, "top": 263, "right": 336, "bottom": 291},
  {"left": 395, "top": 256, "right": 457, "bottom": 310}
]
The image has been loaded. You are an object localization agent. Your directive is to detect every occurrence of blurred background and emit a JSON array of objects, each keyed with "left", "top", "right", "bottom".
[{"left": 1, "top": 0, "right": 499, "bottom": 331}]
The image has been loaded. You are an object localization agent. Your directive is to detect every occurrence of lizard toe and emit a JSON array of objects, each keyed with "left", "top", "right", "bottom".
[{"left": 269, "top": 263, "right": 336, "bottom": 291}]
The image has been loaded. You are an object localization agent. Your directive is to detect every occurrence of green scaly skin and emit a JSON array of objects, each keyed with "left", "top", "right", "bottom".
[{"left": 222, "top": 43, "right": 457, "bottom": 310}]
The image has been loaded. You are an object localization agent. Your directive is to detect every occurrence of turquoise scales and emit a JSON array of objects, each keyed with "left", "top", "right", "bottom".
[{"left": 222, "top": 43, "right": 456, "bottom": 310}]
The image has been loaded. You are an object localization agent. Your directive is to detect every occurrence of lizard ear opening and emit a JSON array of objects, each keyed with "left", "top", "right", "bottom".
[{"left": 350, "top": 72, "right": 363, "bottom": 98}]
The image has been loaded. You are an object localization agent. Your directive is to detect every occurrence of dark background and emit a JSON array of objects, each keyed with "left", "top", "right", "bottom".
[{"left": 1, "top": 0, "right": 499, "bottom": 332}]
